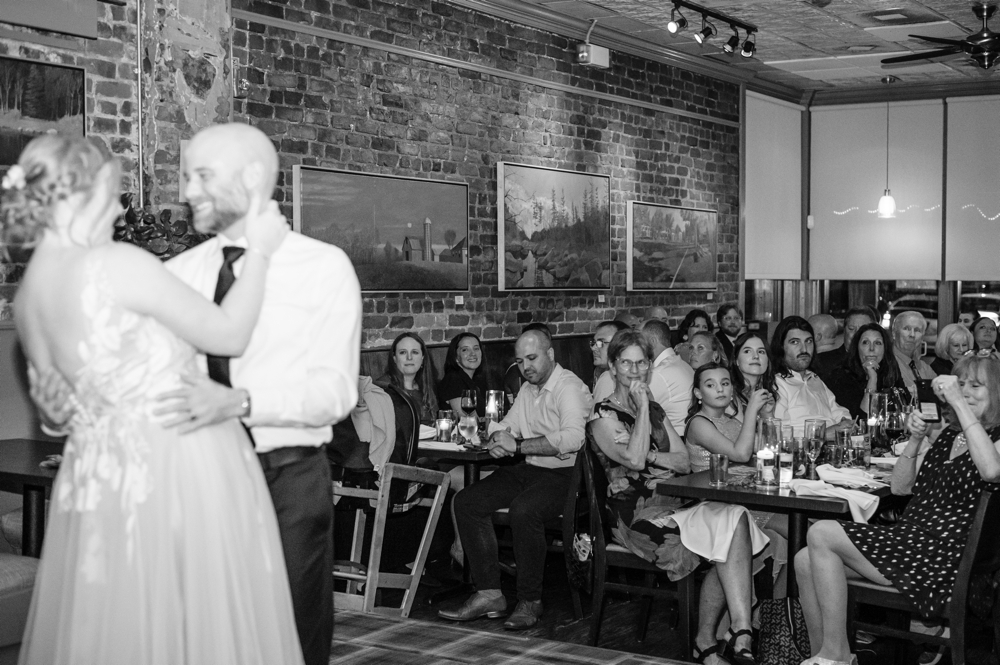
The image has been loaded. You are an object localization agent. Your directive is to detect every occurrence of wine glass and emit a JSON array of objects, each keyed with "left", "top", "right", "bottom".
[
  {"left": 461, "top": 389, "right": 477, "bottom": 414},
  {"left": 458, "top": 414, "right": 479, "bottom": 445},
  {"left": 805, "top": 437, "right": 824, "bottom": 479},
  {"left": 884, "top": 411, "right": 906, "bottom": 454}
]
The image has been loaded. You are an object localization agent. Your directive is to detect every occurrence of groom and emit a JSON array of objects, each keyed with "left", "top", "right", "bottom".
[{"left": 162, "top": 123, "right": 361, "bottom": 665}]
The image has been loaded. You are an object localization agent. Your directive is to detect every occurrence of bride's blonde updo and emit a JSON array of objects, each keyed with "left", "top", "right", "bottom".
[{"left": 0, "top": 134, "right": 117, "bottom": 254}]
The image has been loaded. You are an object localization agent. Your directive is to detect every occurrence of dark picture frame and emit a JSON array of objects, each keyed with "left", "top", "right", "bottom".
[
  {"left": 497, "top": 162, "right": 611, "bottom": 291},
  {"left": 292, "top": 166, "right": 470, "bottom": 292},
  {"left": 0, "top": 56, "right": 85, "bottom": 168},
  {"left": 626, "top": 201, "right": 718, "bottom": 291}
]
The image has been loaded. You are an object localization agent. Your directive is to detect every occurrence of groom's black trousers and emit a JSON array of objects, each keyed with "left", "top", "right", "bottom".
[{"left": 261, "top": 446, "right": 333, "bottom": 665}]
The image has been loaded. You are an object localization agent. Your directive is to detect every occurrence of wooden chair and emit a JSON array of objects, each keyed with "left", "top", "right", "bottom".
[
  {"left": 846, "top": 486, "right": 1000, "bottom": 665},
  {"left": 332, "top": 462, "right": 451, "bottom": 618},
  {"left": 576, "top": 443, "right": 696, "bottom": 651}
]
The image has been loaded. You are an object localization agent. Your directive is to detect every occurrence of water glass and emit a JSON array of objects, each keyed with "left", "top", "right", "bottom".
[
  {"left": 781, "top": 425, "right": 793, "bottom": 445},
  {"left": 458, "top": 414, "right": 478, "bottom": 444},
  {"left": 835, "top": 430, "right": 852, "bottom": 468},
  {"left": 437, "top": 409, "right": 455, "bottom": 422},
  {"left": 804, "top": 419, "right": 827, "bottom": 443},
  {"left": 778, "top": 450, "right": 793, "bottom": 487},
  {"left": 709, "top": 453, "right": 729, "bottom": 486},
  {"left": 760, "top": 418, "right": 782, "bottom": 450},
  {"left": 756, "top": 447, "right": 777, "bottom": 489},
  {"left": 852, "top": 432, "right": 872, "bottom": 468},
  {"left": 805, "top": 437, "right": 824, "bottom": 479}
]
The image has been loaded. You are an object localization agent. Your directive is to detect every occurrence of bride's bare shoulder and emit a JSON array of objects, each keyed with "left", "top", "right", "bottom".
[{"left": 101, "top": 242, "right": 164, "bottom": 275}]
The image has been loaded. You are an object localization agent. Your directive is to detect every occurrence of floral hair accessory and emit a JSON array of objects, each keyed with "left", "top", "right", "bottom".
[{"left": 2, "top": 165, "right": 26, "bottom": 192}]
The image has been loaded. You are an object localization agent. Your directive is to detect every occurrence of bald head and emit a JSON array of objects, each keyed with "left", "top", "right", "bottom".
[
  {"left": 615, "top": 312, "right": 640, "bottom": 329},
  {"left": 514, "top": 329, "right": 555, "bottom": 385},
  {"left": 645, "top": 306, "right": 668, "bottom": 322},
  {"left": 184, "top": 123, "right": 279, "bottom": 236},
  {"left": 808, "top": 314, "right": 838, "bottom": 352}
]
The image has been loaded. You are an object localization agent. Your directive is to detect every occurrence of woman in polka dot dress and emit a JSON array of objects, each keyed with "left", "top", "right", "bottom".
[{"left": 793, "top": 355, "right": 1000, "bottom": 665}]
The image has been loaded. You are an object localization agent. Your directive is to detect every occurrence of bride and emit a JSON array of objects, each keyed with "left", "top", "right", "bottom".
[{"left": 2, "top": 134, "right": 303, "bottom": 664}]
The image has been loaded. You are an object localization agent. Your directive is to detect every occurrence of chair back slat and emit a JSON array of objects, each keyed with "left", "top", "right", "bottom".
[{"left": 951, "top": 486, "right": 1000, "bottom": 614}]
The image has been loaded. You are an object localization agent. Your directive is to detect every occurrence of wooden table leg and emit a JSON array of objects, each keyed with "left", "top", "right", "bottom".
[
  {"left": 785, "top": 511, "right": 807, "bottom": 598},
  {"left": 22, "top": 485, "right": 46, "bottom": 558}
]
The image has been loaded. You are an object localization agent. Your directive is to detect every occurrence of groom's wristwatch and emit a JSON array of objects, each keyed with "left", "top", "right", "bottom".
[{"left": 238, "top": 389, "right": 252, "bottom": 418}]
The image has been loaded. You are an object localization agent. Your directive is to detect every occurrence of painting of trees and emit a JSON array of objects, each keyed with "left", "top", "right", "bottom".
[{"left": 626, "top": 201, "right": 717, "bottom": 291}]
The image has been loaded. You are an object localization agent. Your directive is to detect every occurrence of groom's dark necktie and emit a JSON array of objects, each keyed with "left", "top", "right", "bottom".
[
  {"left": 206, "top": 246, "right": 256, "bottom": 447},
  {"left": 206, "top": 246, "right": 245, "bottom": 387}
]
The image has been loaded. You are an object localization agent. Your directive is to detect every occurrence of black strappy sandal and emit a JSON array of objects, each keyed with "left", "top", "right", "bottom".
[
  {"left": 694, "top": 640, "right": 731, "bottom": 665},
  {"left": 724, "top": 628, "right": 755, "bottom": 665}
]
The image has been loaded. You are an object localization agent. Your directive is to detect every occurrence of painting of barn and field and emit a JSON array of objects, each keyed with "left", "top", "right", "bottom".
[
  {"left": 292, "top": 166, "right": 469, "bottom": 291},
  {"left": 498, "top": 162, "right": 611, "bottom": 291},
  {"left": 0, "top": 57, "right": 85, "bottom": 168},
  {"left": 626, "top": 201, "right": 718, "bottom": 291}
]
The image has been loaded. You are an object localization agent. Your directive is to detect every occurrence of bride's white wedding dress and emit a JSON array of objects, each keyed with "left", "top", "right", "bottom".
[{"left": 18, "top": 256, "right": 304, "bottom": 665}]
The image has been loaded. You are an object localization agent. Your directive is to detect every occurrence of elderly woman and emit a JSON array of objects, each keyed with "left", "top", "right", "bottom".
[
  {"left": 686, "top": 331, "right": 727, "bottom": 370},
  {"left": 438, "top": 332, "right": 489, "bottom": 418},
  {"left": 376, "top": 332, "right": 438, "bottom": 423},
  {"left": 971, "top": 316, "right": 999, "bottom": 358},
  {"left": 825, "top": 323, "right": 907, "bottom": 420},
  {"left": 931, "top": 322, "right": 974, "bottom": 375},
  {"left": 729, "top": 332, "right": 777, "bottom": 420},
  {"left": 674, "top": 308, "right": 713, "bottom": 363},
  {"left": 588, "top": 333, "right": 765, "bottom": 665},
  {"left": 795, "top": 356, "right": 1000, "bottom": 665}
]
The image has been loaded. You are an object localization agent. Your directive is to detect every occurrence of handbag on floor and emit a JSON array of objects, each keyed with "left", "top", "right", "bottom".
[{"left": 756, "top": 598, "right": 810, "bottom": 665}]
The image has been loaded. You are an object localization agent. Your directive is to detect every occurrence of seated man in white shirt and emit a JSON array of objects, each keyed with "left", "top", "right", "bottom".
[
  {"left": 640, "top": 319, "right": 693, "bottom": 430},
  {"left": 591, "top": 320, "right": 629, "bottom": 402},
  {"left": 892, "top": 310, "right": 936, "bottom": 392},
  {"left": 441, "top": 330, "right": 592, "bottom": 630},
  {"left": 769, "top": 316, "right": 852, "bottom": 438}
]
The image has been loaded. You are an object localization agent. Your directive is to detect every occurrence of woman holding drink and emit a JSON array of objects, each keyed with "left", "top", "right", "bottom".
[{"left": 795, "top": 355, "right": 1000, "bottom": 665}]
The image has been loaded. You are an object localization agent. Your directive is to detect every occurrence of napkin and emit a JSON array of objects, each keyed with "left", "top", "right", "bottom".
[
  {"left": 815, "top": 464, "right": 888, "bottom": 489},
  {"left": 788, "top": 479, "right": 880, "bottom": 523},
  {"left": 418, "top": 440, "right": 466, "bottom": 451},
  {"left": 419, "top": 425, "right": 437, "bottom": 440}
]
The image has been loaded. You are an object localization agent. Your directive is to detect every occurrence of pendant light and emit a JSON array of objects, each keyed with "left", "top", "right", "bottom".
[{"left": 877, "top": 78, "right": 896, "bottom": 219}]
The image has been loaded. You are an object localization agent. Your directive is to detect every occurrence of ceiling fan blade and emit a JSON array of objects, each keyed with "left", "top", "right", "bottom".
[
  {"left": 908, "top": 34, "right": 968, "bottom": 47},
  {"left": 881, "top": 47, "right": 963, "bottom": 64}
]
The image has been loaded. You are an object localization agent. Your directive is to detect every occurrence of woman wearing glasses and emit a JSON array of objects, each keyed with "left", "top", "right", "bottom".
[{"left": 586, "top": 332, "right": 766, "bottom": 665}]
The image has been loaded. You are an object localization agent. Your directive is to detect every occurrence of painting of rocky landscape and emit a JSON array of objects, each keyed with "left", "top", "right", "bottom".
[
  {"left": 626, "top": 202, "right": 717, "bottom": 291},
  {"left": 498, "top": 162, "right": 610, "bottom": 291},
  {"left": 292, "top": 166, "right": 469, "bottom": 292}
]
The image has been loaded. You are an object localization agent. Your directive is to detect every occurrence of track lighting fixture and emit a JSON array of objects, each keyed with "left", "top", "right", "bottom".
[
  {"left": 723, "top": 27, "right": 740, "bottom": 53},
  {"left": 664, "top": 1, "right": 758, "bottom": 56},
  {"left": 667, "top": 6, "right": 688, "bottom": 34},
  {"left": 694, "top": 16, "right": 717, "bottom": 44}
]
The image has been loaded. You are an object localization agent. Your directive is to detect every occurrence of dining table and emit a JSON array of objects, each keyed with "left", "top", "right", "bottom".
[
  {"left": 0, "top": 438, "right": 64, "bottom": 558},
  {"left": 655, "top": 469, "right": 890, "bottom": 597}
]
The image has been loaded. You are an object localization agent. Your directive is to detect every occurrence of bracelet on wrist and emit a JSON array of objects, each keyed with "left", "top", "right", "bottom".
[
  {"left": 515, "top": 439, "right": 522, "bottom": 455},
  {"left": 963, "top": 421, "right": 980, "bottom": 435}
]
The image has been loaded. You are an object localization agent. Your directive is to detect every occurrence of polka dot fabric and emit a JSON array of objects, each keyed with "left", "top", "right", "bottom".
[{"left": 841, "top": 425, "right": 998, "bottom": 619}]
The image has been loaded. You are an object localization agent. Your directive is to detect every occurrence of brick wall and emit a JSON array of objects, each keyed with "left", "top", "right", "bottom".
[
  {"left": 231, "top": 0, "right": 742, "bottom": 348},
  {"left": 1, "top": 0, "right": 743, "bottom": 348}
]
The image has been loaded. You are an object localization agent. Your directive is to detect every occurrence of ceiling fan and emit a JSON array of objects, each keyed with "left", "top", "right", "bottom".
[{"left": 881, "top": 2, "right": 1000, "bottom": 69}]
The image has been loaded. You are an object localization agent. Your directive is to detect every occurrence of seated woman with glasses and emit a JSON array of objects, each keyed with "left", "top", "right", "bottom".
[
  {"left": 825, "top": 323, "right": 907, "bottom": 421},
  {"left": 796, "top": 356, "right": 1000, "bottom": 665},
  {"left": 587, "top": 332, "right": 767, "bottom": 665},
  {"left": 971, "top": 316, "right": 1000, "bottom": 358},
  {"left": 674, "top": 308, "right": 713, "bottom": 364},
  {"left": 438, "top": 332, "right": 488, "bottom": 418},
  {"left": 376, "top": 332, "right": 438, "bottom": 424},
  {"left": 931, "top": 322, "right": 974, "bottom": 376}
]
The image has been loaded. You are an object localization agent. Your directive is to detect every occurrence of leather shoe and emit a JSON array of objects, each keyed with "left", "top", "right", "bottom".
[
  {"left": 503, "top": 599, "right": 543, "bottom": 630},
  {"left": 438, "top": 593, "right": 507, "bottom": 622}
]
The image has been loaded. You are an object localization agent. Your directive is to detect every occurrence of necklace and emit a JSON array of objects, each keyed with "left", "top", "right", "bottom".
[{"left": 610, "top": 393, "right": 633, "bottom": 413}]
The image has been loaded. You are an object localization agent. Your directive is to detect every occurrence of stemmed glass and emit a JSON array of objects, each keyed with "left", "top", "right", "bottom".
[
  {"left": 458, "top": 414, "right": 479, "bottom": 446},
  {"left": 805, "top": 438, "right": 824, "bottom": 479},
  {"left": 461, "top": 389, "right": 477, "bottom": 413},
  {"left": 884, "top": 411, "right": 906, "bottom": 455}
]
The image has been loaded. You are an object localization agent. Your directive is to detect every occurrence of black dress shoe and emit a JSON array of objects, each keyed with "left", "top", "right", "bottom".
[
  {"left": 437, "top": 593, "right": 507, "bottom": 621},
  {"left": 503, "top": 599, "right": 542, "bottom": 630}
]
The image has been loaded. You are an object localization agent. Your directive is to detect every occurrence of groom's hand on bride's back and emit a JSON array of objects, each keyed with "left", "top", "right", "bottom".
[
  {"left": 28, "top": 365, "right": 75, "bottom": 436},
  {"left": 156, "top": 374, "right": 248, "bottom": 434}
]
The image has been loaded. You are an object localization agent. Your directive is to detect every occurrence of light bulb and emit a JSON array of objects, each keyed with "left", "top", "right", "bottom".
[{"left": 877, "top": 189, "right": 896, "bottom": 219}]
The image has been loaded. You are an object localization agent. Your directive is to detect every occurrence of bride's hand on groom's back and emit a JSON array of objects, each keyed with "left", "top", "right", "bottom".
[{"left": 245, "top": 195, "right": 288, "bottom": 259}]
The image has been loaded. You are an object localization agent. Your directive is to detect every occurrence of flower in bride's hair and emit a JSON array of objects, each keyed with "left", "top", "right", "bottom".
[{"left": 1, "top": 165, "right": 26, "bottom": 192}]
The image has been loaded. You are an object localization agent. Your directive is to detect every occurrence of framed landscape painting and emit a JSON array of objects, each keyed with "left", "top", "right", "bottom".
[
  {"left": 292, "top": 166, "right": 469, "bottom": 292},
  {"left": 498, "top": 162, "right": 611, "bottom": 291},
  {"left": 0, "top": 56, "right": 85, "bottom": 168},
  {"left": 626, "top": 201, "right": 718, "bottom": 291}
]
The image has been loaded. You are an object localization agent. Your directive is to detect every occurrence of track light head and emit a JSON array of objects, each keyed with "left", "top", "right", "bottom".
[
  {"left": 723, "top": 27, "right": 740, "bottom": 53},
  {"left": 694, "top": 16, "right": 716, "bottom": 44},
  {"left": 667, "top": 6, "right": 688, "bottom": 34},
  {"left": 741, "top": 31, "right": 756, "bottom": 58}
]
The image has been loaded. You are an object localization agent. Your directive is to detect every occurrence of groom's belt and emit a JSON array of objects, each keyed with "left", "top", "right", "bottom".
[{"left": 257, "top": 444, "right": 324, "bottom": 472}]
